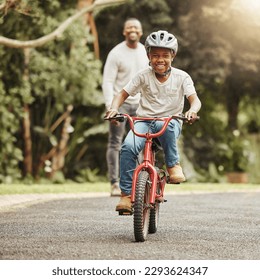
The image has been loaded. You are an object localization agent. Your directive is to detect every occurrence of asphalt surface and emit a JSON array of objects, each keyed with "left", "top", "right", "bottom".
[{"left": 0, "top": 191, "right": 259, "bottom": 260}]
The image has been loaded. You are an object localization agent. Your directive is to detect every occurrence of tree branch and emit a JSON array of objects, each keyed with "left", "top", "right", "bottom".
[
  {"left": 0, "top": 0, "right": 128, "bottom": 48},
  {"left": 0, "top": 0, "right": 20, "bottom": 14},
  {"left": 0, "top": 3, "right": 6, "bottom": 10}
]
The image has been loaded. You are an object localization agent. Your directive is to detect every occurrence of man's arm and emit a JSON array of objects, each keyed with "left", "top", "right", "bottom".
[{"left": 102, "top": 52, "right": 118, "bottom": 109}]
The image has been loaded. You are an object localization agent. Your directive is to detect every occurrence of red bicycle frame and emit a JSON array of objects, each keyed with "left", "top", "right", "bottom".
[{"left": 121, "top": 114, "right": 178, "bottom": 205}]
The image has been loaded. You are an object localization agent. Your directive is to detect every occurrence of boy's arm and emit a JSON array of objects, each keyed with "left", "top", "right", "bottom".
[
  {"left": 185, "top": 93, "right": 202, "bottom": 123},
  {"left": 105, "top": 90, "right": 129, "bottom": 119}
]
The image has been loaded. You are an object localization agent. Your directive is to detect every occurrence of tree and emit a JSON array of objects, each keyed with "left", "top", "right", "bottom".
[
  {"left": 1, "top": 0, "right": 259, "bottom": 183},
  {"left": 0, "top": 0, "right": 127, "bottom": 182},
  {"left": 174, "top": 0, "right": 260, "bottom": 178},
  {"left": 175, "top": 0, "right": 260, "bottom": 130},
  {"left": 0, "top": 0, "right": 127, "bottom": 48}
]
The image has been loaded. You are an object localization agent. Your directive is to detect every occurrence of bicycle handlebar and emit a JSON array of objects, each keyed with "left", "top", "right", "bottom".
[{"left": 104, "top": 113, "right": 200, "bottom": 139}]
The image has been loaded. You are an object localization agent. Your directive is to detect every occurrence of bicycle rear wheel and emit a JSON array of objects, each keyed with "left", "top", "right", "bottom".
[{"left": 133, "top": 171, "right": 150, "bottom": 242}]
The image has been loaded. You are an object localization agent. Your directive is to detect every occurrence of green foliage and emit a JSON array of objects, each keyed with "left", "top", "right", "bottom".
[
  {"left": 182, "top": 86, "right": 229, "bottom": 181},
  {"left": 0, "top": 1, "right": 103, "bottom": 182},
  {"left": 74, "top": 168, "right": 104, "bottom": 183},
  {"left": 1, "top": 0, "right": 260, "bottom": 183},
  {"left": 222, "top": 132, "right": 250, "bottom": 173},
  {"left": 29, "top": 45, "right": 102, "bottom": 109},
  {"left": 63, "top": 107, "right": 108, "bottom": 180},
  {"left": 0, "top": 67, "right": 24, "bottom": 183}
]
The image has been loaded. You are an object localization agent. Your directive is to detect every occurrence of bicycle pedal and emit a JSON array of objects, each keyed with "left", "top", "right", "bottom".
[
  {"left": 166, "top": 178, "right": 181, "bottom": 185},
  {"left": 156, "top": 197, "right": 165, "bottom": 203},
  {"left": 156, "top": 199, "right": 167, "bottom": 203},
  {"left": 118, "top": 211, "right": 132, "bottom": 216}
]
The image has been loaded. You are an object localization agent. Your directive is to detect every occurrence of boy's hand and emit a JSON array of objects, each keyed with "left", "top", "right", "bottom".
[
  {"left": 105, "top": 108, "right": 120, "bottom": 125},
  {"left": 105, "top": 108, "right": 118, "bottom": 119},
  {"left": 184, "top": 110, "right": 197, "bottom": 124}
]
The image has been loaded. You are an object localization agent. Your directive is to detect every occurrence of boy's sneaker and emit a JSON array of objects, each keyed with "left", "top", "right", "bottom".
[
  {"left": 167, "top": 164, "right": 186, "bottom": 183},
  {"left": 110, "top": 182, "right": 121, "bottom": 197},
  {"left": 115, "top": 194, "right": 132, "bottom": 213}
]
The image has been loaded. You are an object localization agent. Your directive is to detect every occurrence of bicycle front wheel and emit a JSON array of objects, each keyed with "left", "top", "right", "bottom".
[
  {"left": 133, "top": 171, "right": 150, "bottom": 242},
  {"left": 149, "top": 201, "right": 160, "bottom": 234}
]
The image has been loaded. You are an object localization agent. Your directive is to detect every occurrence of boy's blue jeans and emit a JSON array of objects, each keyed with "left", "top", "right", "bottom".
[{"left": 119, "top": 119, "right": 181, "bottom": 195}]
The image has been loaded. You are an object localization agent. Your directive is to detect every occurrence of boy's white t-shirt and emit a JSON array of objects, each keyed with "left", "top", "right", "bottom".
[{"left": 123, "top": 67, "right": 196, "bottom": 117}]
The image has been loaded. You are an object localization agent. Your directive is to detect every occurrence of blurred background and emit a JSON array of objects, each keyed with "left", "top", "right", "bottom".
[{"left": 0, "top": 0, "right": 259, "bottom": 184}]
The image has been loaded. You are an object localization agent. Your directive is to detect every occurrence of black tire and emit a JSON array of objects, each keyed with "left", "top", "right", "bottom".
[
  {"left": 149, "top": 201, "right": 159, "bottom": 234},
  {"left": 149, "top": 168, "right": 161, "bottom": 234},
  {"left": 133, "top": 171, "right": 150, "bottom": 242}
]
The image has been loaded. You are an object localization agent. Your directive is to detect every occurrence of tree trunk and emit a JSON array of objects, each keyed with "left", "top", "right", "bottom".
[
  {"left": 22, "top": 48, "right": 32, "bottom": 176},
  {"left": 226, "top": 91, "right": 240, "bottom": 131},
  {"left": 225, "top": 77, "right": 241, "bottom": 131},
  {"left": 77, "top": 0, "right": 100, "bottom": 59},
  {"left": 49, "top": 105, "right": 73, "bottom": 178}
]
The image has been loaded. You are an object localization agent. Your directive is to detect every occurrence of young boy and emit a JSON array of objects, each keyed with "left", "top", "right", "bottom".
[{"left": 105, "top": 30, "right": 201, "bottom": 212}]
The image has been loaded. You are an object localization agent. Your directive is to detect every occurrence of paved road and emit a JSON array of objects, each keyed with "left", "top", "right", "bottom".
[{"left": 0, "top": 191, "right": 259, "bottom": 260}]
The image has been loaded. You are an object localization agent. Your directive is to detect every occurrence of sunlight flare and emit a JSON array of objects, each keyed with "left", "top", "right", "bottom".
[{"left": 233, "top": 0, "right": 260, "bottom": 14}]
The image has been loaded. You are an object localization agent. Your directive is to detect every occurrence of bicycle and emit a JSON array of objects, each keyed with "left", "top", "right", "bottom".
[{"left": 105, "top": 113, "right": 199, "bottom": 242}]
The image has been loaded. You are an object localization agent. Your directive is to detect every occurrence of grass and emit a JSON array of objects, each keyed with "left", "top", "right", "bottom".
[
  {"left": 0, "top": 182, "right": 110, "bottom": 195},
  {"left": 168, "top": 182, "right": 260, "bottom": 193},
  {"left": 0, "top": 182, "right": 259, "bottom": 195}
]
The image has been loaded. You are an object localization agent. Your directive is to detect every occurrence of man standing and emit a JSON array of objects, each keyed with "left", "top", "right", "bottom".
[{"left": 102, "top": 18, "right": 148, "bottom": 196}]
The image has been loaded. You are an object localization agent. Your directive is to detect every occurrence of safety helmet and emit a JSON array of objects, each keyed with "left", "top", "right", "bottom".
[{"left": 145, "top": 30, "right": 178, "bottom": 54}]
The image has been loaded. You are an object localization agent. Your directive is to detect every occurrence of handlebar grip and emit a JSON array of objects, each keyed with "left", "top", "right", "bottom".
[
  {"left": 104, "top": 115, "right": 125, "bottom": 122},
  {"left": 175, "top": 114, "right": 200, "bottom": 122}
]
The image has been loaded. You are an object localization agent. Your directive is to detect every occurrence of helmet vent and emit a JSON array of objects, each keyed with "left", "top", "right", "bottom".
[
  {"left": 151, "top": 34, "right": 156, "bottom": 40},
  {"left": 160, "top": 33, "right": 164, "bottom": 40}
]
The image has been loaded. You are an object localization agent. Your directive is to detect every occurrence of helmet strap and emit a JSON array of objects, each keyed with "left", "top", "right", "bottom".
[{"left": 154, "top": 66, "right": 171, "bottom": 77}]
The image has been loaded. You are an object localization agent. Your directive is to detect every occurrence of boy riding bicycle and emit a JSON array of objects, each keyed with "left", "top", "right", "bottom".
[{"left": 105, "top": 30, "right": 202, "bottom": 213}]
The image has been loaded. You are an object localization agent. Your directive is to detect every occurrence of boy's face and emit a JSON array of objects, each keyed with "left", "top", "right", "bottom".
[{"left": 148, "top": 47, "right": 175, "bottom": 75}]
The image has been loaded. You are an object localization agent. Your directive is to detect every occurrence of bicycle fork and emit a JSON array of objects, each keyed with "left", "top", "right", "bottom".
[
  {"left": 131, "top": 162, "right": 158, "bottom": 204},
  {"left": 131, "top": 139, "right": 167, "bottom": 205}
]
